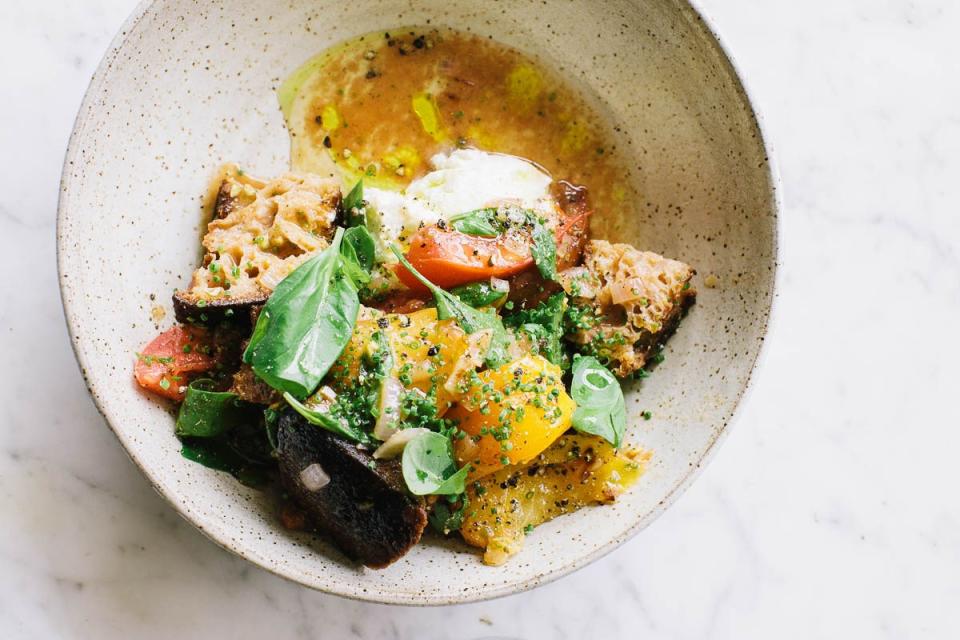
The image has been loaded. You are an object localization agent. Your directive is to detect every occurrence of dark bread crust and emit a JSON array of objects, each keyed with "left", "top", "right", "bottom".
[
  {"left": 172, "top": 290, "right": 268, "bottom": 325},
  {"left": 277, "top": 411, "right": 428, "bottom": 568},
  {"left": 212, "top": 179, "right": 241, "bottom": 221}
]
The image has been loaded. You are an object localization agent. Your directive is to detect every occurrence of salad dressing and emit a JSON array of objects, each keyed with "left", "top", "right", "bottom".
[{"left": 279, "top": 27, "right": 634, "bottom": 220}]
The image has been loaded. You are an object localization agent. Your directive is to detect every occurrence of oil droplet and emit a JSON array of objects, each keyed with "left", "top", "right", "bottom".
[
  {"left": 505, "top": 64, "right": 543, "bottom": 110},
  {"left": 320, "top": 104, "right": 341, "bottom": 131},
  {"left": 411, "top": 93, "right": 445, "bottom": 142}
]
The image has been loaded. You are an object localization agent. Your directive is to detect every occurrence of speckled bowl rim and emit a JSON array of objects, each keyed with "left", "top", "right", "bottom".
[{"left": 56, "top": 0, "right": 781, "bottom": 606}]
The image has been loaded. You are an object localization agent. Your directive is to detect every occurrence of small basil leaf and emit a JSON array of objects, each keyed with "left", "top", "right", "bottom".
[
  {"left": 343, "top": 225, "right": 376, "bottom": 271},
  {"left": 391, "top": 246, "right": 511, "bottom": 368},
  {"left": 449, "top": 280, "right": 509, "bottom": 308},
  {"left": 243, "top": 228, "right": 359, "bottom": 398},
  {"left": 283, "top": 392, "right": 375, "bottom": 446},
  {"left": 175, "top": 379, "right": 249, "bottom": 438},
  {"left": 340, "top": 225, "right": 376, "bottom": 286},
  {"left": 569, "top": 403, "right": 625, "bottom": 448},
  {"left": 401, "top": 431, "right": 469, "bottom": 495},
  {"left": 569, "top": 355, "right": 626, "bottom": 448},
  {"left": 434, "top": 466, "right": 470, "bottom": 495},
  {"left": 342, "top": 180, "right": 365, "bottom": 226},
  {"left": 449, "top": 208, "right": 501, "bottom": 237},
  {"left": 571, "top": 356, "right": 620, "bottom": 408},
  {"left": 531, "top": 220, "right": 557, "bottom": 281}
]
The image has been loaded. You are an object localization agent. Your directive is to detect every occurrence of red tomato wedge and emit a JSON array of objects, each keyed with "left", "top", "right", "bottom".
[
  {"left": 395, "top": 208, "right": 592, "bottom": 291},
  {"left": 134, "top": 325, "right": 215, "bottom": 401},
  {"left": 395, "top": 225, "right": 533, "bottom": 290}
]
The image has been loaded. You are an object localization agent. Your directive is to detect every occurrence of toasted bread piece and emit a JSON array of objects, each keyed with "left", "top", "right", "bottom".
[
  {"left": 173, "top": 165, "right": 341, "bottom": 324},
  {"left": 276, "top": 411, "right": 428, "bottom": 568},
  {"left": 562, "top": 239, "right": 695, "bottom": 377}
]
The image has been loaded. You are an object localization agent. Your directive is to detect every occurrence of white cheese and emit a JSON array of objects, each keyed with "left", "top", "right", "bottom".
[{"left": 365, "top": 149, "right": 554, "bottom": 254}]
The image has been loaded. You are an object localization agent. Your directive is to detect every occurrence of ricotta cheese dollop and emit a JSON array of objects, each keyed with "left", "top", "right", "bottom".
[{"left": 364, "top": 149, "right": 554, "bottom": 251}]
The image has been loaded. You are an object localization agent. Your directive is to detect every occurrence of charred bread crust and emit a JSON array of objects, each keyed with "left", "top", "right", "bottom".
[
  {"left": 172, "top": 290, "right": 268, "bottom": 325},
  {"left": 276, "top": 412, "right": 428, "bottom": 568},
  {"left": 626, "top": 284, "right": 695, "bottom": 368},
  {"left": 212, "top": 180, "right": 240, "bottom": 221}
]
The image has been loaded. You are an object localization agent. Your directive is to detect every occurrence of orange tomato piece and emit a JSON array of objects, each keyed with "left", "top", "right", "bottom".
[
  {"left": 395, "top": 225, "right": 534, "bottom": 290},
  {"left": 395, "top": 200, "right": 591, "bottom": 291},
  {"left": 450, "top": 354, "right": 575, "bottom": 479}
]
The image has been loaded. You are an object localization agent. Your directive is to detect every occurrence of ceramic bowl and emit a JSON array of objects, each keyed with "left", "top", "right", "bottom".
[{"left": 57, "top": 0, "right": 778, "bottom": 604}]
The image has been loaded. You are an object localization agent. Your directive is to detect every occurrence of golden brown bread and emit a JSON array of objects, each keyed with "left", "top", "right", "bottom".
[
  {"left": 173, "top": 165, "right": 341, "bottom": 324},
  {"left": 562, "top": 239, "right": 696, "bottom": 377}
]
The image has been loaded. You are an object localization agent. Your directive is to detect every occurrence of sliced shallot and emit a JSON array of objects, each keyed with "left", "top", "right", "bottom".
[
  {"left": 299, "top": 463, "right": 330, "bottom": 491},
  {"left": 374, "top": 377, "right": 404, "bottom": 441},
  {"left": 373, "top": 428, "right": 432, "bottom": 460}
]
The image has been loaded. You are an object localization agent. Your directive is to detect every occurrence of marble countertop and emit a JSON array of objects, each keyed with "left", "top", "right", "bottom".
[{"left": 2, "top": 0, "right": 958, "bottom": 637}]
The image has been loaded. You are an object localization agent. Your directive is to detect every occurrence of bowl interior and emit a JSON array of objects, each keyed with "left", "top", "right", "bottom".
[{"left": 58, "top": 0, "right": 776, "bottom": 604}]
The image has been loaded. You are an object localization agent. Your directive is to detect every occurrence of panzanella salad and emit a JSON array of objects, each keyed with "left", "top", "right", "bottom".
[{"left": 134, "top": 28, "right": 696, "bottom": 567}]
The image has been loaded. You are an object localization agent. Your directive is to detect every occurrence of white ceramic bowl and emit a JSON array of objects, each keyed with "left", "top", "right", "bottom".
[{"left": 58, "top": 0, "right": 778, "bottom": 604}]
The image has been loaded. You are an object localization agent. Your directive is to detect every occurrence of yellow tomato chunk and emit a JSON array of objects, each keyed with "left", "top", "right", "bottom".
[
  {"left": 450, "top": 354, "right": 574, "bottom": 479},
  {"left": 460, "top": 434, "right": 650, "bottom": 565},
  {"left": 330, "top": 307, "right": 488, "bottom": 413}
]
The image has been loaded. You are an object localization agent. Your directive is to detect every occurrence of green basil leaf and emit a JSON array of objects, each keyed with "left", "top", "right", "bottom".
[
  {"left": 531, "top": 220, "right": 558, "bottom": 281},
  {"left": 391, "top": 246, "right": 510, "bottom": 368},
  {"left": 569, "top": 355, "right": 626, "bottom": 448},
  {"left": 175, "top": 379, "right": 249, "bottom": 438},
  {"left": 449, "top": 208, "right": 501, "bottom": 237},
  {"left": 570, "top": 402, "right": 626, "bottom": 448},
  {"left": 401, "top": 431, "right": 469, "bottom": 495},
  {"left": 340, "top": 225, "right": 376, "bottom": 286},
  {"left": 571, "top": 356, "right": 621, "bottom": 408},
  {"left": 342, "top": 179, "right": 365, "bottom": 226},
  {"left": 243, "top": 228, "right": 359, "bottom": 398},
  {"left": 343, "top": 225, "right": 375, "bottom": 271},
  {"left": 283, "top": 392, "right": 375, "bottom": 446},
  {"left": 429, "top": 493, "right": 469, "bottom": 535},
  {"left": 483, "top": 313, "right": 512, "bottom": 369},
  {"left": 180, "top": 438, "right": 272, "bottom": 488},
  {"left": 449, "top": 280, "right": 509, "bottom": 308}
]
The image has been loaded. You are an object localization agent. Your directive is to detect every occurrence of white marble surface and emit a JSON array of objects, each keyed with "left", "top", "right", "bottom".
[{"left": 2, "top": 0, "right": 958, "bottom": 637}]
